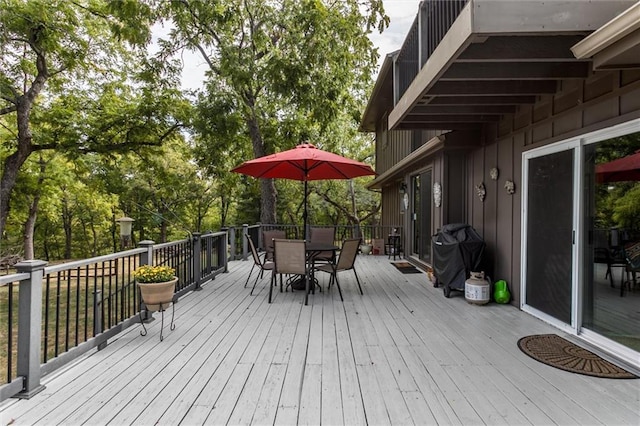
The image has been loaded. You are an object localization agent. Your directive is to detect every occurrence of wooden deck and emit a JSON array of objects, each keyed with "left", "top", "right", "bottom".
[{"left": 1, "top": 255, "right": 638, "bottom": 425}]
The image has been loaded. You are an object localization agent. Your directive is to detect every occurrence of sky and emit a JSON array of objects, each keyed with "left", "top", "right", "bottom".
[
  {"left": 152, "top": 0, "right": 421, "bottom": 91},
  {"left": 369, "top": 0, "right": 422, "bottom": 70}
]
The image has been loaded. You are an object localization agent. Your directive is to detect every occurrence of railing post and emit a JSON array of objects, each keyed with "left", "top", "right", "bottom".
[
  {"left": 229, "top": 227, "right": 237, "bottom": 260},
  {"left": 222, "top": 230, "right": 229, "bottom": 273},
  {"left": 15, "top": 260, "right": 47, "bottom": 399},
  {"left": 139, "top": 240, "right": 155, "bottom": 266},
  {"left": 93, "top": 290, "right": 107, "bottom": 351},
  {"left": 193, "top": 232, "right": 202, "bottom": 291},
  {"left": 242, "top": 224, "right": 248, "bottom": 261},
  {"left": 138, "top": 240, "right": 155, "bottom": 322}
]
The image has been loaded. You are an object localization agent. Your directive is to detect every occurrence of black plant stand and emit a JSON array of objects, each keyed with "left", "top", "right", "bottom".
[{"left": 139, "top": 301, "right": 175, "bottom": 342}]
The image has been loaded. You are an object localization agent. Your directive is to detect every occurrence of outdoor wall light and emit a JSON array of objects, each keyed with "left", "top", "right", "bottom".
[{"left": 399, "top": 182, "right": 407, "bottom": 194}]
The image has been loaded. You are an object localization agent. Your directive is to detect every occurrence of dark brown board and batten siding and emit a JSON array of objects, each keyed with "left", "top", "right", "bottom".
[{"left": 467, "top": 69, "right": 640, "bottom": 305}]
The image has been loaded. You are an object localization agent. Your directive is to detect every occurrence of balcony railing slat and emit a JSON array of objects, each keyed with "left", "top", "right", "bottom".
[{"left": 396, "top": 0, "right": 470, "bottom": 101}]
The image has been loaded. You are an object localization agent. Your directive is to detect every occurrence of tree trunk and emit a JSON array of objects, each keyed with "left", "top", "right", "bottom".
[
  {"left": 160, "top": 207, "right": 169, "bottom": 243},
  {"left": 1, "top": 54, "right": 49, "bottom": 240},
  {"left": 260, "top": 179, "right": 277, "bottom": 224},
  {"left": 22, "top": 157, "right": 47, "bottom": 260},
  {"left": 91, "top": 224, "right": 98, "bottom": 257},
  {"left": 62, "top": 197, "right": 73, "bottom": 259},
  {"left": 0, "top": 104, "right": 35, "bottom": 239},
  {"left": 23, "top": 195, "right": 39, "bottom": 260},
  {"left": 160, "top": 222, "right": 168, "bottom": 243},
  {"left": 245, "top": 97, "right": 276, "bottom": 225}
]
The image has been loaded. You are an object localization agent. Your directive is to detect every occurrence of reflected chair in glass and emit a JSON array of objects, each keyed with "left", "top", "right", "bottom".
[
  {"left": 272, "top": 239, "right": 310, "bottom": 304},
  {"left": 594, "top": 247, "right": 625, "bottom": 288},
  {"left": 314, "top": 238, "right": 363, "bottom": 301},
  {"left": 622, "top": 241, "right": 640, "bottom": 296},
  {"left": 244, "top": 234, "right": 275, "bottom": 295}
]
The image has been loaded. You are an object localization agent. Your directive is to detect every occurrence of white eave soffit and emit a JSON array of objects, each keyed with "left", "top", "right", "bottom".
[{"left": 571, "top": 2, "right": 640, "bottom": 70}]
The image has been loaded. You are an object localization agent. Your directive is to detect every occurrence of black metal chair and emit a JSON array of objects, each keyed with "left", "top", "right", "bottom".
[
  {"left": 262, "top": 229, "right": 286, "bottom": 261},
  {"left": 314, "top": 238, "right": 363, "bottom": 300},
  {"left": 272, "top": 239, "right": 309, "bottom": 304},
  {"left": 244, "top": 233, "right": 274, "bottom": 295},
  {"left": 309, "top": 227, "right": 336, "bottom": 264}
]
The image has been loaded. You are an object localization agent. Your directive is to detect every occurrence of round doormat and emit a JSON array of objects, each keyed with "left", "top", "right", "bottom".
[{"left": 517, "top": 334, "right": 637, "bottom": 379}]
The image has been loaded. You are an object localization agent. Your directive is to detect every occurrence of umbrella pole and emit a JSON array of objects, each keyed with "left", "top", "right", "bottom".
[{"left": 304, "top": 179, "right": 308, "bottom": 240}]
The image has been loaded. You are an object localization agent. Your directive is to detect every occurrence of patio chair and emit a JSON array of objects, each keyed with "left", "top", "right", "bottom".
[
  {"left": 263, "top": 229, "right": 286, "bottom": 261},
  {"left": 309, "top": 227, "right": 336, "bottom": 263},
  {"left": 244, "top": 233, "right": 274, "bottom": 295},
  {"left": 272, "top": 239, "right": 310, "bottom": 304},
  {"left": 594, "top": 245, "right": 628, "bottom": 287},
  {"left": 314, "top": 238, "right": 363, "bottom": 301},
  {"left": 621, "top": 241, "right": 640, "bottom": 296}
]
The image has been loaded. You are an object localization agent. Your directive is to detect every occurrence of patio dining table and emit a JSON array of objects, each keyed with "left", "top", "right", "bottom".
[{"left": 288, "top": 241, "right": 339, "bottom": 293}]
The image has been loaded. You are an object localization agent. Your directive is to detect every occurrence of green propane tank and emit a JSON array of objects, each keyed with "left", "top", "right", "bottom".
[{"left": 493, "top": 280, "right": 511, "bottom": 304}]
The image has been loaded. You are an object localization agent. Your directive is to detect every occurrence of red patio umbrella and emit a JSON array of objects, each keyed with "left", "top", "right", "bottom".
[
  {"left": 596, "top": 150, "right": 640, "bottom": 183},
  {"left": 231, "top": 142, "right": 376, "bottom": 236}
]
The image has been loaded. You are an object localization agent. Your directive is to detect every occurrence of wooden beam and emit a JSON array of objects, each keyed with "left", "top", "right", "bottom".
[
  {"left": 410, "top": 105, "right": 516, "bottom": 114},
  {"left": 458, "top": 36, "right": 585, "bottom": 61},
  {"left": 395, "top": 122, "right": 481, "bottom": 130},
  {"left": 428, "top": 80, "right": 557, "bottom": 95},
  {"left": 441, "top": 62, "right": 589, "bottom": 80},
  {"left": 403, "top": 114, "right": 501, "bottom": 123},
  {"left": 427, "top": 95, "right": 537, "bottom": 105}
]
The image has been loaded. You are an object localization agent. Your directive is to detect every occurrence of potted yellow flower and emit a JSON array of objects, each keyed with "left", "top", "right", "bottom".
[{"left": 133, "top": 265, "right": 177, "bottom": 312}]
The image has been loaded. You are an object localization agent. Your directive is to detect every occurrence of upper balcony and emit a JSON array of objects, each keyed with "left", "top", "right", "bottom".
[{"left": 361, "top": 0, "right": 639, "bottom": 133}]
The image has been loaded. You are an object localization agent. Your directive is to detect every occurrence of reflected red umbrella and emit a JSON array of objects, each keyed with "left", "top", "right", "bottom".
[
  {"left": 231, "top": 142, "right": 376, "bottom": 235},
  {"left": 596, "top": 150, "right": 640, "bottom": 183}
]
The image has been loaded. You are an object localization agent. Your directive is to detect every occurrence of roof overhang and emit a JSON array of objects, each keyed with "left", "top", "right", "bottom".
[
  {"left": 366, "top": 135, "right": 445, "bottom": 190},
  {"left": 571, "top": 2, "right": 640, "bottom": 70},
  {"left": 378, "top": 0, "right": 636, "bottom": 131},
  {"left": 360, "top": 51, "right": 397, "bottom": 132}
]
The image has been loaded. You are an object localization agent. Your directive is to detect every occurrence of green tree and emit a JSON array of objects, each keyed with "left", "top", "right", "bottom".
[
  {"left": 0, "top": 0, "right": 188, "bottom": 243},
  {"left": 613, "top": 184, "right": 640, "bottom": 231},
  {"left": 160, "top": 0, "right": 387, "bottom": 225}
]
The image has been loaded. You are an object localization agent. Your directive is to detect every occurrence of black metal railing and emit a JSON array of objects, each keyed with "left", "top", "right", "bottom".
[
  {"left": 0, "top": 231, "right": 227, "bottom": 401},
  {"left": 1, "top": 223, "right": 402, "bottom": 401},
  {"left": 396, "top": 0, "right": 469, "bottom": 100},
  {"left": 228, "top": 223, "right": 404, "bottom": 259}
]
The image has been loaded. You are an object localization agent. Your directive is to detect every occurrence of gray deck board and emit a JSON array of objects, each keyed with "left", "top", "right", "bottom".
[{"left": 1, "top": 255, "right": 639, "bottom": 426}]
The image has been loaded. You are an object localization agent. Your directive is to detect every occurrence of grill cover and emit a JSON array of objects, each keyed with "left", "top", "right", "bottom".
[{"left": 432, "top": 224, "right": 485, "bottom": 293}]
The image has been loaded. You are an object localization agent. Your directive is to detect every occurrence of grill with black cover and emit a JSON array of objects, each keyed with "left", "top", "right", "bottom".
[{"left": 432, "top": 223, "right": 485, "bottom": 297}]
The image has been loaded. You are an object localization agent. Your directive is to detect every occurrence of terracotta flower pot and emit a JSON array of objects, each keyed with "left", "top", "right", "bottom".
[{"left": 138, "top": 277, "right": 177, "bottom": 312}]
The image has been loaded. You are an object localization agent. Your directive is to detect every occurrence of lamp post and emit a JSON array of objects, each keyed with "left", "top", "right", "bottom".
[{"left": 116, "top": 217, "right": 135, "bottom": 249}]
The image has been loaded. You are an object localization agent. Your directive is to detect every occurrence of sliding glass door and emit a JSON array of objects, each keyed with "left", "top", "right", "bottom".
[
  {"left": 411, "top": 171, "right": 432, "bottom": 264},
  {"left": 524, "top": 148, "right": 575, "bottom": 325},
  {"left": 523, "top": 120, "right": 640, "bottom": 365},
  {"left": 582, "top": 132, "right": 640, "bottom": 352}
]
